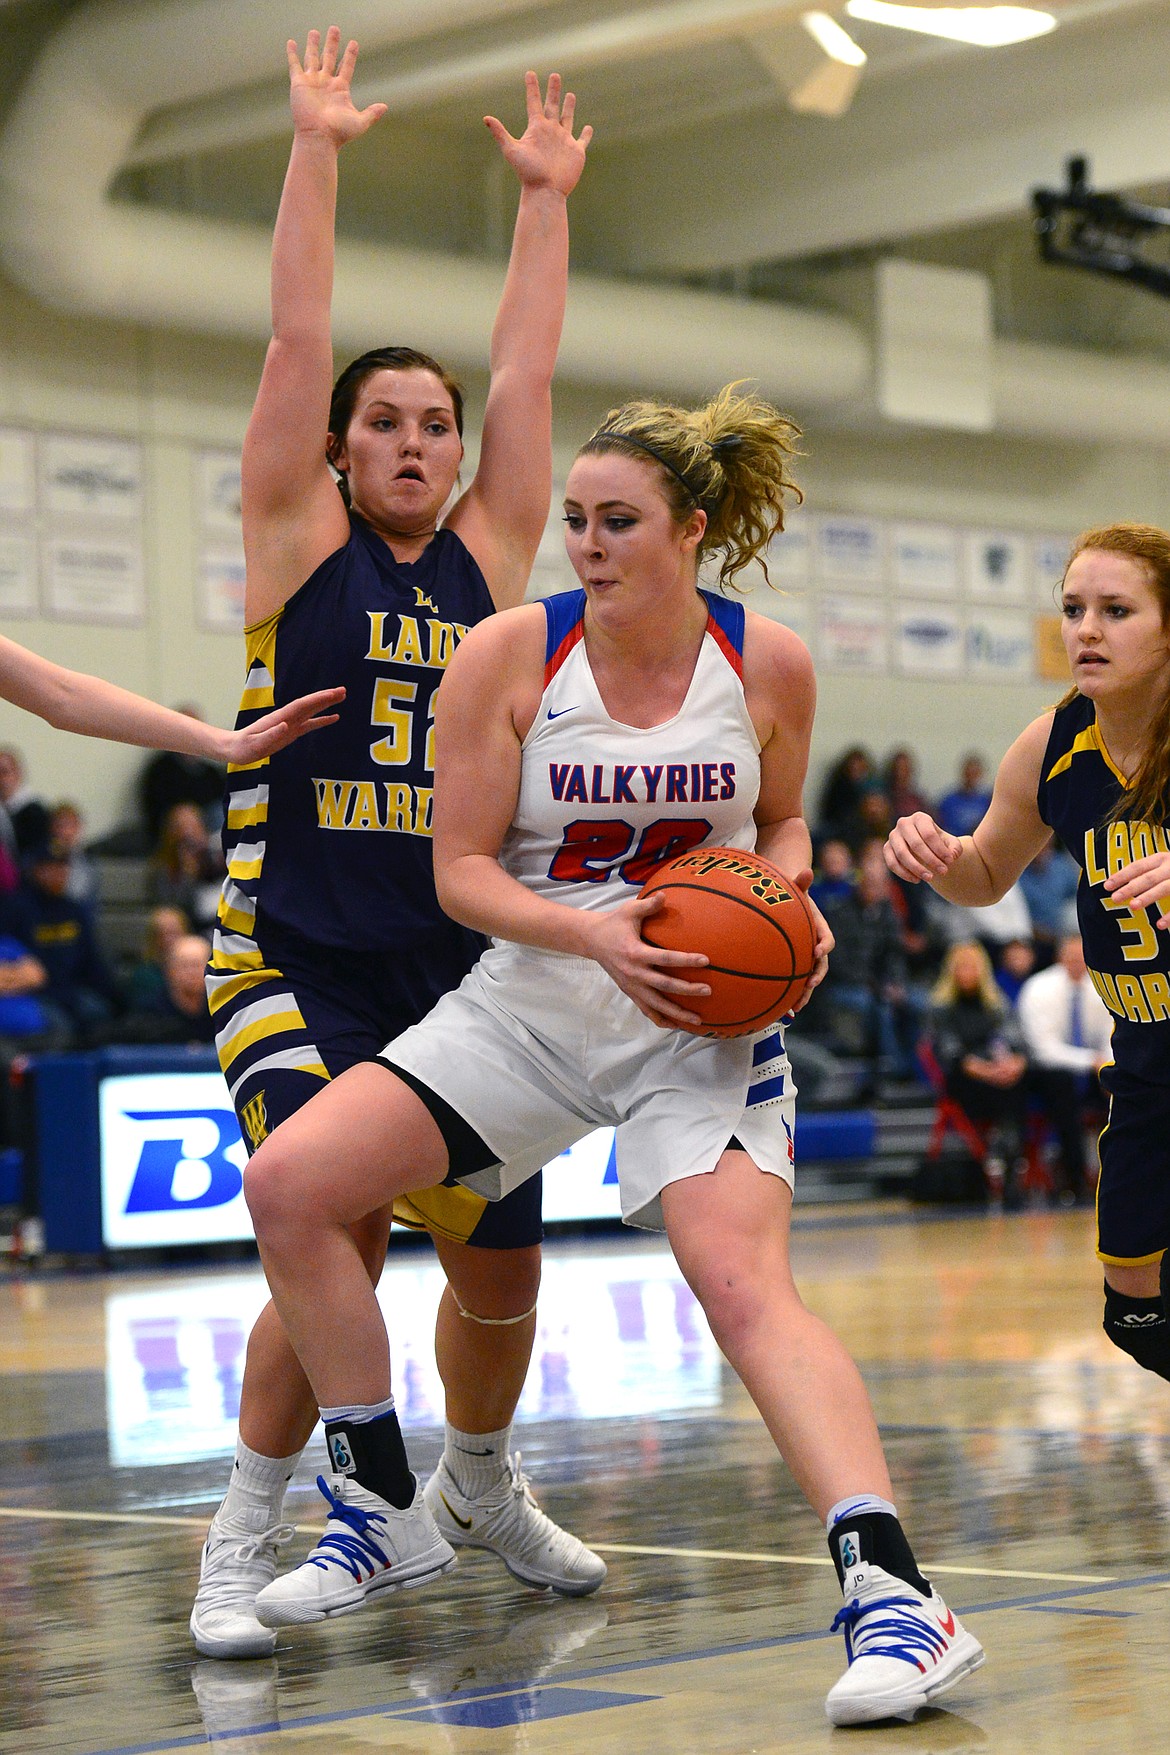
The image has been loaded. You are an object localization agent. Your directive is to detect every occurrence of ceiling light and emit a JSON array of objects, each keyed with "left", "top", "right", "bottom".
[
  {"left": 802, "top": 11, "right": 868, "bottom": 64},
  {"left": 845, "top": 0, "right": 1056, "bottom": 45}
]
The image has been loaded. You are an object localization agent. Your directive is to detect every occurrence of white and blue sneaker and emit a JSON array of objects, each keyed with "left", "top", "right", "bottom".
[
  {"left": 253, "top": 1473, "right": 456, "bottom": 1627},
  {"left": 825, "top": 1562, "right": 985, "bottom": 1725}
]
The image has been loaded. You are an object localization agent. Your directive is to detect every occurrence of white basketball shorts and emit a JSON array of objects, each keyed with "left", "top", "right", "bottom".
[{"left": 381, "top": 941, "right": 797, "bottom": 1231}]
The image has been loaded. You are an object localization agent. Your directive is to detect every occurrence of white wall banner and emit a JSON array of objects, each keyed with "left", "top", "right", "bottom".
[
  {"left": 894, "top": 601, "right": 964, "bottom": 675},
  {"left": 195, "top": 449, "right": 243, "bottom": 536},
  {"left": 813, "top": 514, "right": 885, "bottom": 588},
  {"left": 0, "top": 427, "right": 35, "bottom": 514},
  {"left": 891, "top": 521, "right": 959, "bottom": 598},
  {"left": 1031, "top": 533, "right": 1072, "bottom": 607},
  {"left": 966, "top": 608, "right": 1033, "bottom": 680},
  {"left": 43, "top": 532, "right": 145, "bottom": 624},
  {"left": 40, "top": 433, "right": 143, "bottom": 522},
  {"left": 0, "top": 535, "right": 38, "bottom": 616},
  {"left": 197, "top": 542, "right": 247, "bottom": 633},
  {"left": 766, "top": 516, "right": 813, "bottom": 584},
  {"left": 964, "top": 529, "right": 1028, "bottom": 604},
  {"left": 818, "top": 594, "right": 888, "bottom": 671}
]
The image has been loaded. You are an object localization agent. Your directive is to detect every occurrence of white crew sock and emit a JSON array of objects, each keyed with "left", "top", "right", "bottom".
[
  {"left": 216, "top": 1435, "right": 302, "bottom": 1530},
  {"left": 443, "top": 1422, "right": 512, "bottom": 1498}
]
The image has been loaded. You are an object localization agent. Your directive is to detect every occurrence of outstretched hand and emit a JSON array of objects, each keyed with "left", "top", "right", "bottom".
[
  {"left": 287, "top": 27, "right": 387, "bottom": 146},
  {"left": 222, "top": 687, "right": 345, "bottom": 765},
  {"left": 485, "top": 72, "right": 592, "bottom": 197},
  {"left": 885, "top": 812, "right": 963, "bottom": 885}
]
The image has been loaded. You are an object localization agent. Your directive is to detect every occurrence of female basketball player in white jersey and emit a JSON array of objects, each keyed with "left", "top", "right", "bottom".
[
  {"left": 189, "top": 31, "right": 602, "bottom": 1661},
  {"left": 886, "top": 524, "right": 1170, "bottom": 1394},
  {"left": 240, "top": 385, "right": 984, "bottom": 1727}
]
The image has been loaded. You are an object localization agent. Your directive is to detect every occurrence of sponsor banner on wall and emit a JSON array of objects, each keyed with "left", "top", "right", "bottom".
[
  {"left": 1031, "top": 533, "right": 1072, "bottom": 607},
  {"left": 765, "top": 516, "right": 813, "bottom": 584},
  {"left": 894, "top": 601, "right": 964, "bottom": 675},
  {"left": 818, "top": 594, "right": 888, "bottom": 671},
  {"left": 196, "top": 449, "right": 243, "bottom": 535},
  {"left": 40, "top": 434, "right": 144, "bottom": 522},
  {"left": 197, "top": 542, "right": 247, "bottom": 633},
  {"left": 43, "top": 532, "right": 145, "bottom": 625},
  {"left": 966, "top": 608, "right": 1033, "bottom": 679},
  {"left": 813, "top": 514, "right": 885, "bottom": 588},
  {"left": 890, "top": 521, "right": 959, "bottom": 599},
  {"left": 964, "top": 529, "right": 1028, "bottom": 604},
  {"left": 0, "top": 535, "right": 38, "bottom": 616}
]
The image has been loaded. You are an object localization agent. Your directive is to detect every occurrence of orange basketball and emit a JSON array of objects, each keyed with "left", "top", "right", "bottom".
[{"left": 638, "top": 846, "right": 818, "bottom": 1038}]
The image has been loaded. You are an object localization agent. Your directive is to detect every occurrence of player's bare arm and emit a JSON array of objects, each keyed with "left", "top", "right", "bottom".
[
  {"left": 744, "top": 614, "right": 832, "bottom": 1002},
  {"left": 0, "top": 633, "right": 343, "bottom": 760},
  {"left": 445, "top": 72, "right": 591, "bottom": 610},
  {"left": 243, "top": 28, "right": 387, "bottom": 623},
  {"left": 885, "top": 711, "right": 1054, "bottom": 902}
]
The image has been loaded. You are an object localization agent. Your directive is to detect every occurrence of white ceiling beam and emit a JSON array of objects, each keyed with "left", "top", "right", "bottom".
[{"left": 600, "top": 2, "right": 1170, "bottom": 271}]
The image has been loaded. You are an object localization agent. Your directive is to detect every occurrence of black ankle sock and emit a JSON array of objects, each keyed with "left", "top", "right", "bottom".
[
  {"left": 324, "top": 1410, "right": 415, "bottom": 1509},
  {"left": 828, "top": 1512, "right": 931, "bottom": 1596}
]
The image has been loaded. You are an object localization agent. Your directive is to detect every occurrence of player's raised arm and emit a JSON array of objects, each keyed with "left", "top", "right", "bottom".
[
  {"left": 885, "top": 711, "right": 1054, "bottom": 903},
  {"left": 0, "top": 633, "right": 343, "bottom": 760},
  {"left": 445, "top": 73, "right": 591, "bottom": 609},
  {"left": 242, "top": 27, "right": 387, "bottom": 624}
]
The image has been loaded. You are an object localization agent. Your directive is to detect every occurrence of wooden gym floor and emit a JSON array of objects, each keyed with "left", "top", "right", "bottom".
[{"left": 1, "top": 1204, "right": 1167, "bottom": 1754}]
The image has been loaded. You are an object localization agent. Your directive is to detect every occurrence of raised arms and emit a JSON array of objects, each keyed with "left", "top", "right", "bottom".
[
  {"left": 242, "top": 28, "right": 387, "bottom": 625},
  {"left": 445, "top": 73, "right": 592, "bottom": 608}
]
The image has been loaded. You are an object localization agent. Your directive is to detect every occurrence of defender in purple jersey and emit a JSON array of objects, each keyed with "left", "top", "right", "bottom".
[{"left": 189, "top": 31, "right": 601, "bottom": 1661}]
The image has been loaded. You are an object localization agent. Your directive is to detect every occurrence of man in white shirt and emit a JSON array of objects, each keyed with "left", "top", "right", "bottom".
[{"left": 1017, "top": 933, "right": 1113, "bottom": 1204}]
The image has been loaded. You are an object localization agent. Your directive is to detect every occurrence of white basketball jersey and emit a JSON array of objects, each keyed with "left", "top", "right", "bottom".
[{"left": 499, "top": 589, "right": 761, "bottom": 913}]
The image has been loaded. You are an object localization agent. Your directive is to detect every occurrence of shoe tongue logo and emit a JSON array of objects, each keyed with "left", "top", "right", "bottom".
[{"left": 328, "top": 1429, "right": 357, "bottom": 1475}]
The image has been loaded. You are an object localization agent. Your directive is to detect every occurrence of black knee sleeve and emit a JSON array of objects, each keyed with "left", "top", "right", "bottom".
[{"left": 1103, "top": 1280, "right": 1170, "bottom": 1382}]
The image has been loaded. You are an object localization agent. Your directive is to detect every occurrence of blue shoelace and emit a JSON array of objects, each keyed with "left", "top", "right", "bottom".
[
  {"left": 831, "top": 1590, "right": 949, "bottom": 1671},
  {"left": 307, "top": 1475, "right": 391, "bottom": 1581}
]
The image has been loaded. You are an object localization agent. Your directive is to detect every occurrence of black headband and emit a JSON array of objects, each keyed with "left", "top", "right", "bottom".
[{"left": 591, "top": 428, "right": 739, "bottom": 508}]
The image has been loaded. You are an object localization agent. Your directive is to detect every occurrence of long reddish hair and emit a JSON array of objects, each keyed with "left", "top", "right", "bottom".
[{"left": 1060, "top": 523, "right": 1170, "bottom": 826}]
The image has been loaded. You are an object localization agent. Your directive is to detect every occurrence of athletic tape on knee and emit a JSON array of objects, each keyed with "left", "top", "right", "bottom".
[
  {"left": 454, "top": 1295, "right": 538, "bottom": 1327},
  {"left": 1103, "top": 1280, "right": 1170, "bottom": 1382}
]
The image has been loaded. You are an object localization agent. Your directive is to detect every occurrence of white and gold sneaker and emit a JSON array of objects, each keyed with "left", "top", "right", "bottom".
[{"left": 424, "top": 1452, "right": 606, "bottom": 1596}]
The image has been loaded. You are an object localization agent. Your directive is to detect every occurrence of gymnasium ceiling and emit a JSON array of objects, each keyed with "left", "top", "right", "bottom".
[{"left": 3, "top": 0, "right": 1170, "bottom": 430}]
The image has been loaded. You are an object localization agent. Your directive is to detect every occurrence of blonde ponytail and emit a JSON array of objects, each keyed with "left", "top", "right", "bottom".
[{"left": 581, "top": 383, "right": 802, "bottom": 590}]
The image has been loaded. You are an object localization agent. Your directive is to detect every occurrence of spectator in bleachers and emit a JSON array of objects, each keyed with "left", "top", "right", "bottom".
[
  {"left": 48, "top": 801, "right": 98, "bottom": 908},
  {"left": 936, "top": 753, "right": 993, "bottom": 840},
  {"left": 124, "top": 905, "right": 189, "bottom": 1015},
  {"left": 117, "top": 934, "right": 215, "bottom": 1046},
  {"left": 882, "top": 747, "right": 929, "bottom": 821},
  {"left": 994, "top": 937, "right": 1036, "bottom": 1007},
  {"left": 1017, "top": 932, "right": 1112, "bottom": 1205},
  {"left": 1018, "top": 838, "right": 1080, "bottom": 965},
  {"left": 0, "top": 840, "right": 122, "bottom": 1042},
  {"left": 843, "top": 784, "right": 893, "bottom": 857},
  {"left": 147, "top": 802, "right": 224, "bottom": 934},
  {"left": 944, "top": 878, "right": 1032, "bottom": 963},
  {"left": 810, "top": 837, "right": 854, "bottom": 910},
  {"left": 817, "top": 745, "right": 874, "bottom": 840},
  {"left": 137, "top": 705, "right": 226, "bottom": 846},
  {"left": 814, "top": 839, "right": 927, "bottom": 1080},
  {"left": 925, "top": 940, "right": 1030, "bottom": 1201},
  {"left": 0, "top": 746, "right": 50, "bottom": 857},
  {"left": 0, "top": 934, "right": 68, "bottom": 1158}
]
